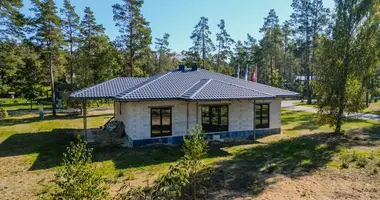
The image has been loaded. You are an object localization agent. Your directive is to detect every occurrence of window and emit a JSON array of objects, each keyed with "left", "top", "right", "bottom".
[
  {"left": 201, "top": 105, "right": 228, "bottom": 132},
  {"left": 255, "top": 104, "right": 269, "bottom": 129},
  {"left": 151, "top": 107, "right": 172, "bottom": 137}
]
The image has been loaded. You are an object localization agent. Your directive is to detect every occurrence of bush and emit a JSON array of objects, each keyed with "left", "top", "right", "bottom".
[
  {"left": 0, "top": 106, "right": 8, "bottom": 119},
  {"left": 51, "top": 136, "right": 109, "bottom": 199},
  {"left": 117, "top": 125, "right": 210, "bottom": 200}
]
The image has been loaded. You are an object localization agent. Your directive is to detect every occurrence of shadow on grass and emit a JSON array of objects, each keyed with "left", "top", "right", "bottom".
[
  {"left": 0, "top": 127, "right": 233, "bottom": 171},
  {"left": 204, "top": 125, "right": 380, "bottom": 199},
  {"left": 0, "top": 128, "right": 76, "bottom": 170},
  {"left": 93, "top": 141, "right": 234, "bottom": 170},
  {"left": 0, "top": 113, "right": 113, "bottom": 127}
]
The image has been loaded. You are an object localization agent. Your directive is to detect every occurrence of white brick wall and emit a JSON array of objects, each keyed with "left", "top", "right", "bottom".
[{"left": 116, "top": 99, "right": 282, "bottom": 140}]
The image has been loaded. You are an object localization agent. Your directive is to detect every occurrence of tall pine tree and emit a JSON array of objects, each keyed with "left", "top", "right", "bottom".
[
  {"left": 79, "top": 7, "right": 106, "bottom": 85},
  {"left": 216, "top": 19, "right": 235, "bottom": 72},
  {"left": 113, "top": 0, "right": 152, "bottom": 77},
  {"left": 154, "top": 33, "right": 171, "bottom": 73},
  {"left": 190, "top": 17, "right": 215, "bottom": 69},
  {"left": 0, "top": 0, "right": 24, "bottom": 40},
  {"left": 31, "top": 0, "right": 64, "bottom": 116},
  {"left": 260, "top": 9, "right": 282, "bottom": 85},
  {"left": 290, "top": 0, "right": 329, "bottom": 104},
  {"left": 60, "top": 0, "right": 80, "bottom": 85}
]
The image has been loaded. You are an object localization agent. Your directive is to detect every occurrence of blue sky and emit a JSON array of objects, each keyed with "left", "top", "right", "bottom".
[{"left": 22, "top": 0, "right": 335, "bottom": 52}]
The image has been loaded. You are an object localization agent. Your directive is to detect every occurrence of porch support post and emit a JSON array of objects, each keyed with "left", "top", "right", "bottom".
[
  {"left": 113, "top": 101, "right": 116, "bottom": 118},
  {"left": 83, "top": 99, "right": 87, "bottom": 141},
  {"left": 253, "top": 100, "right": 256, "bottom": 140},
  {"left": 196, "top": 102, "right": 199, "bottom": 125},
  {"left": 186, "top": 102, "right": 189, "bottom": 130}
]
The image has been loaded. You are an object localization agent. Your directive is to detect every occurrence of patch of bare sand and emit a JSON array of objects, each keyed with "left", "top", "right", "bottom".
[
  {"left": 221, "top": 167, "right": 380, "bottom": 200},
  {"left": 0, "top": 156, "right": 55, "bottom": 200}
]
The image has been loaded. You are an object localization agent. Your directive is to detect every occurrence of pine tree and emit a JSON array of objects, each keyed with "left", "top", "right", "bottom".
[
  {"left": 112, "top": 0, "right": 152, "bottom": 77},
  {"left": 0, "top": 0, "right": 24, "bottom": 40},
  {"left": 14, "top": 42, "right": 44, "bottom": 110},
  {"left": 216, "top": 19, "right": 235, "bottom": 71},
  {"left": 31, "top": 0, "right": 64, "bottom": 116},
  {"left": 60, "top": 0, "right": 80, "bottom": 85},
  {"left": 315, "top": 0, "right": 379, "bottom": 133},
  {"left": 260, "top": 9, "right": 282, "bottom": 85},
  {"left": 80, "top": 7, "right": 105, "bottom": 85},
  {"left": 290, "top": 0, "right": 329, "bottom": 104},
  {"left": 190, "top": 17, "right": 215, "bottom": 69},
  {"left": 154, "top": 33, "right": 171, "bottom": 72}
]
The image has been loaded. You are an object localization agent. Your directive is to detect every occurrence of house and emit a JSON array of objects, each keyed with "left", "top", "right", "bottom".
[{"left": 70, "top": 65, "right": 299, "bottom": 147}]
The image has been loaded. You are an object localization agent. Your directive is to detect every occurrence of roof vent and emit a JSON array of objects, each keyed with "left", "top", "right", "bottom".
[
  {"left": 191, "top": 64, "right": 198, "bottom": 71},
  {"left": 179, "top": 64, "right": 185, "bottom": 71}
]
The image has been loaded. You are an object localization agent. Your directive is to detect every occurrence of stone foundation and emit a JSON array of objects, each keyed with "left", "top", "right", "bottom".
[{"left": 130, "top": 128, "right": 281, "bottom": 147}]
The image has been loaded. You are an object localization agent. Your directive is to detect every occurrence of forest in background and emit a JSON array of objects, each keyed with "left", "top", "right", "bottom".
[{"left": 0, "top": 0, "right": 379, "bottom": 131}]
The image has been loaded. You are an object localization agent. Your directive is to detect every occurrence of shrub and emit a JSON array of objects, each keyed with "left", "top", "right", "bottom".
[
  {"left": 51, "top": 135, "right": 109, "bottom": 199},
  {"left": 0, "top": 106, "right": 8, "bottom": 119},
  {"left": 339, "top": 153, "right": 352, "bottom": 169},
  {"left": 355, "top": 154, "right": 368, "bottom": 168},
  {"left": 117, "top": 125, "right": 210, "bottom": 200}
]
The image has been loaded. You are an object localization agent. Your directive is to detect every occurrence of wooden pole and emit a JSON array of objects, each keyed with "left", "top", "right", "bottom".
[
  {"left": 83, "top": 99, "right": 87, "bottom": 141},
  {"left": 253, "top": 100, "right": 256, "bottom": 140}
]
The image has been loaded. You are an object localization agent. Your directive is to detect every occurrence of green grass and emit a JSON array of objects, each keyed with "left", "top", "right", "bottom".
[
  {"left": 293, "top": 101, "right": 317, "bottom": 108},
  {"left": 0, "top": 98, "right": 51, "bottom": 110},
  {"left": 0, "top": 108, "right": 379, "bottom": 199},
  {"left": 293, "top": 100, "right": 380, "bottom": 115},
  {"left": 363, "top": 102, "right": 380, "bottom": 115},
  {"left": 0, "top": 98, "right": 114, "bottom": 111}
]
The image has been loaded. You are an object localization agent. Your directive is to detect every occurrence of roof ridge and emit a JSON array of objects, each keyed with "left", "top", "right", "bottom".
[
  {"left": 70, "top": 77, "right": 119, "bottom": 97},
  {"left": 179, "top": 79, "right": 202, "bottom": 97},
  {"left": 189, "top": 79, "right": 213, "bottom": 99},
  {"left": 200, "top": 69, "right": 296, "bottom": 95},
  {"left": 211, "top": 79, "right": 275, "bottom": 97},
  {"left": 116, "top": 71, "right": 172, "bottom": 99}
]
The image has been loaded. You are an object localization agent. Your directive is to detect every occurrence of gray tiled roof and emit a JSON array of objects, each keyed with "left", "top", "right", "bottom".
[
  {"left": 70, "top": 68, "right": 299, "bottom": 100},
  {"left": 70, "top": 77, "right": 147, "bottom": 99}
]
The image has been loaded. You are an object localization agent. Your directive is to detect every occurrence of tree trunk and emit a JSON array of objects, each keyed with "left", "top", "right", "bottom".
[
  {"left": 49, "top": 52, "right": 56, "bottom": 116},
  {"left": 270, "top": 55, "right": 273, "bottom": 85},
  {"left": 216, "top": 41, "right": 221, "bottom": 72},
  {"left": 202, "top": 28, "right": 205, "bottom": 68},
  {"left": 335, "top": 48, "right": 350, "bottom": 133},
  {"left": 129, "top": 23, "right": 134, "bottom": 77}
]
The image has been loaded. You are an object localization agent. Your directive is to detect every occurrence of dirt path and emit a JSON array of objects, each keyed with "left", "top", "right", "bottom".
[{"left": 282, "top": 100, "right": 380, "bottom": 121}]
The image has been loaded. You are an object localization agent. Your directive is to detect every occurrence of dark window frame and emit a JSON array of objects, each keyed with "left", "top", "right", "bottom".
[
  {"left": 201, "top": 105, "right": 229, "bottom": 133},
  {"left": 255, "top": 104, "right": 270, "bottom": 129},
  {"left": 151, "top": 107, "right": 172, "bottom": 137}
]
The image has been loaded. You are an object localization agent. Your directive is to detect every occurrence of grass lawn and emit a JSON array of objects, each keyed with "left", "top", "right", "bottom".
[
  {"left": 0, "top": 98, "right": 51, "bottom": 110},
  {"left": 0, "top": 109, "right": 380, "bottom": 199},
  {"left": 363, "top": 102, "right": 380, "bottom": 115},
  {"left": 293, "top": 100, "right": 317, "bottom": 108},
  {"left": 294, "top": 100, "right": 380, "bottom": 115}
]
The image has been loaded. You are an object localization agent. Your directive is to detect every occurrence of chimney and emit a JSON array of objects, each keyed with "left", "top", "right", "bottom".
[
  {"left": 191, "top": 64, "right": 198, "bottom": 71},
  {"left": 179, "top": 64, "right": 185, "bottom": 71}
]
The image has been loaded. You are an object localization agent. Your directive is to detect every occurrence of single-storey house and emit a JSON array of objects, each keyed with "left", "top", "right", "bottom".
[{"left": 70, "top": 65, "right": 298, "bottom": 147}]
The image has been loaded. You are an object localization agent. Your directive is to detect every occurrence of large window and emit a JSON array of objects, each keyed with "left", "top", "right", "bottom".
[
  {"left": 151, "top": 107, "right": 172, "bottom": 137},
  {"left": 201, "top": 105, "right": 228, "bottom": 132},
  {"left": 255, "top": 104, "right": 269, "bottom": 129}
]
